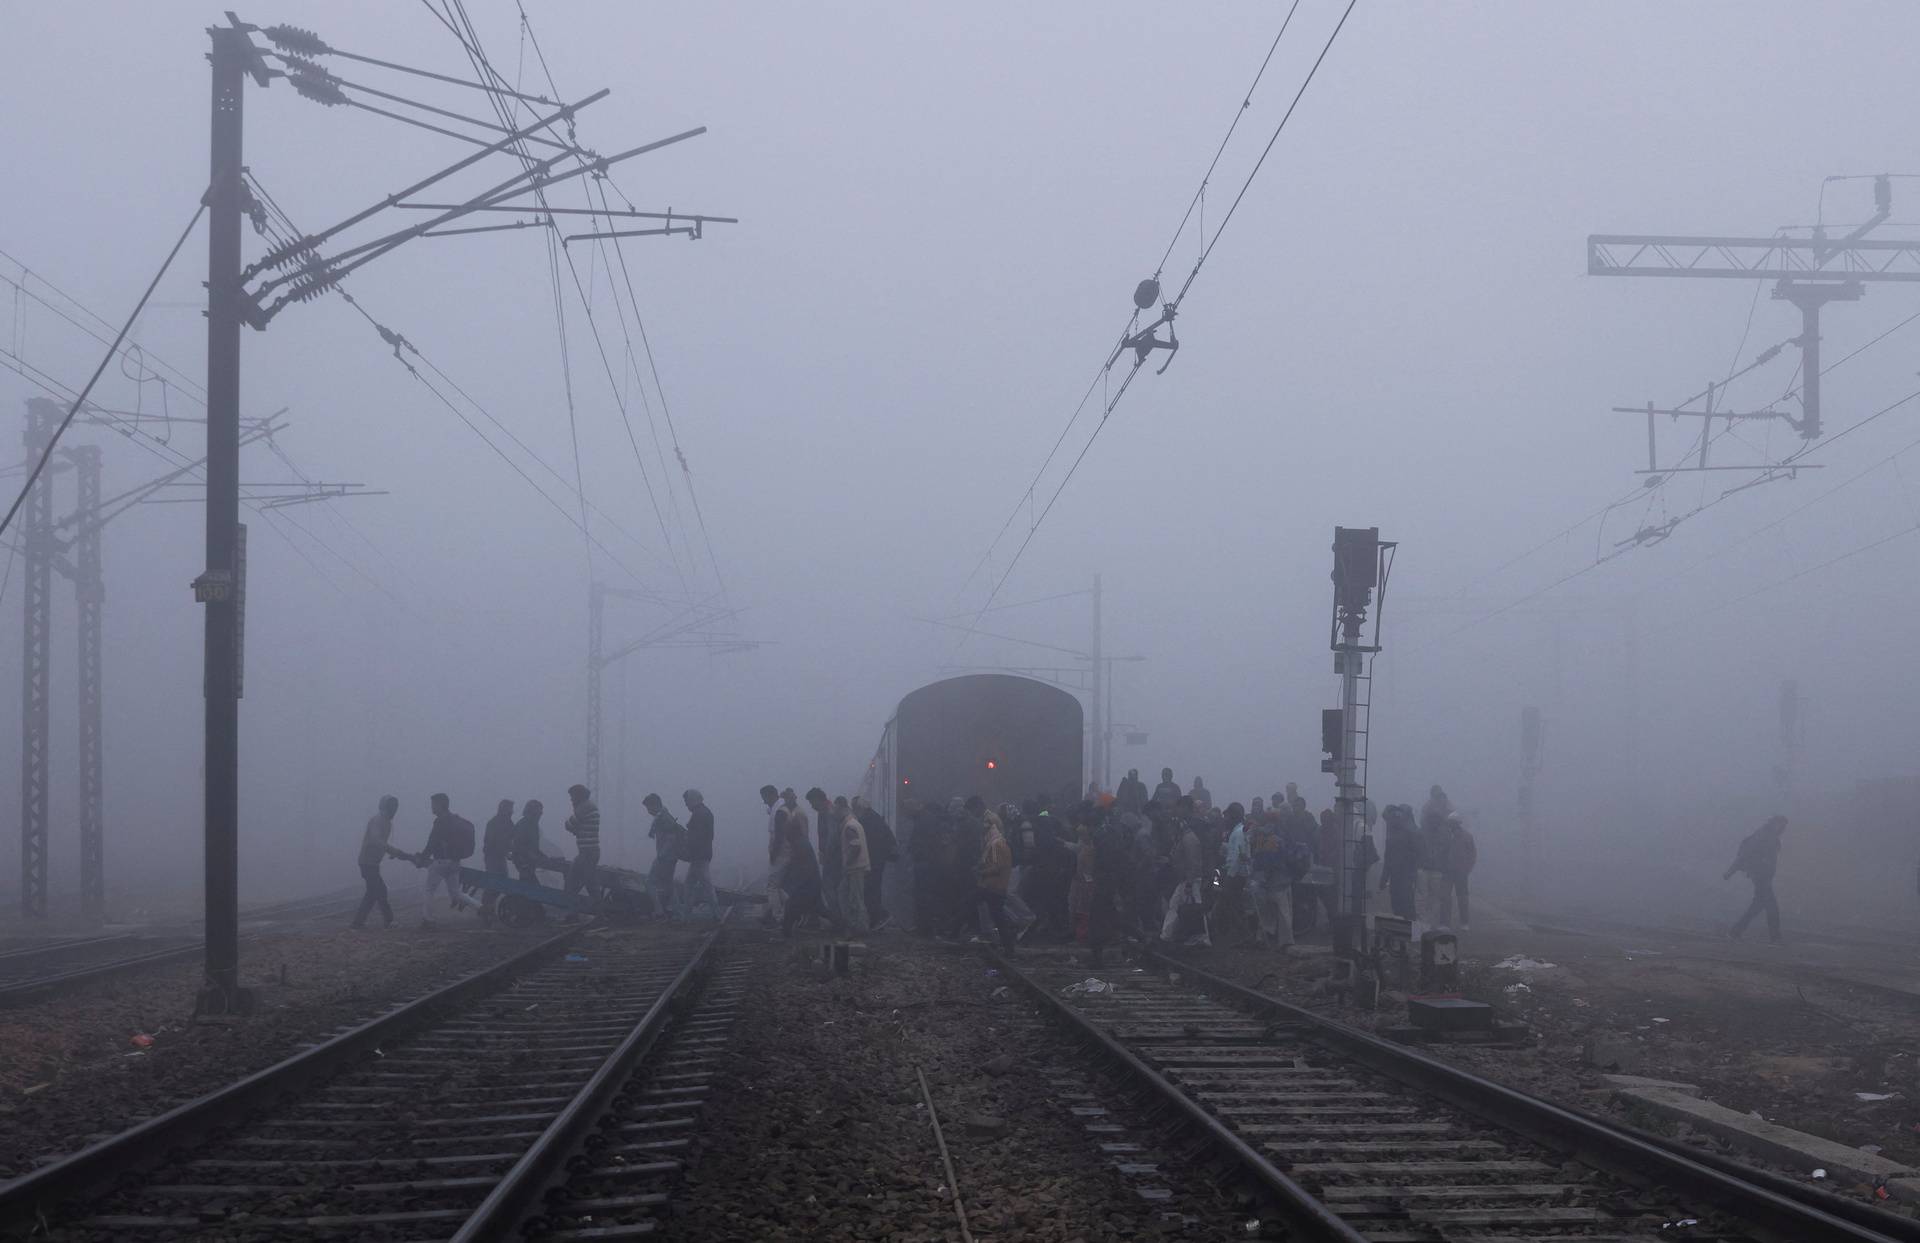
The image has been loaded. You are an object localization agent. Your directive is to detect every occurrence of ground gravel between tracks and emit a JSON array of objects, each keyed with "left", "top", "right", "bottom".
[
  {"left": 673, "top": 935, "right": 1246, "bottom": 1242},
  {"left": 1167, "top": 937, "right": 1920, "bottom": 1220},
  {"left": 0, "top": 921, "right": 551, "bottom": 1180}
]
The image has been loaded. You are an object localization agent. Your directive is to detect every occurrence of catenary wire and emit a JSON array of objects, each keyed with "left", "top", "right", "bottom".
[
  {"left": 0, "top": 200, "right": 204, "bottom": 540},
  {"left": 954, "top": 4, "right": 1316, "bottom": 607},
  {"left": 965, "top": 0, "right": 1359, "bottom": 628}
]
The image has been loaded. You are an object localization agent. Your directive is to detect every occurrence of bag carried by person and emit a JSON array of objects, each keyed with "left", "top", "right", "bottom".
[{"left": 447, "top": 815, "right": 476, "bottom": 862}]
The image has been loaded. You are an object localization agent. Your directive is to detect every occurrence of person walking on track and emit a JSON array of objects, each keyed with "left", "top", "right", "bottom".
[
  {"left": 351, "top": 795, "right": 399, "bottom": 929},
  {"left": 643, "top": 792, "right": 684, "bottom": 919},
  {"left": 1725, "top": 815, "right": 1788, "bottom": 944},
  {"left": 681, "top": 789, "right": 719, "bottom": 920},
  {"left": 564, "top": 784, "right": 603, "bottom": 908},
  {"left": 478, "top": 799, "right": 514, "bottom": 926},
  {"left": 419, "top": 793, "right": 476, "bottom": 927}
]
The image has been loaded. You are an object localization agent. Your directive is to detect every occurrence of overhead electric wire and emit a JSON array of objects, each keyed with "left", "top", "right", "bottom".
[
  {"left": 0, "top": 199, "right": 204, "bottom": 540},
  {"left": 502, "top": 1, "right": 726, "bottom": 600},
  {"left": 955, "top": 3, "right": 1306, "bottom": 608},
  {"left": 1438, "top": 275, "right": 1920, "bottom": 630},
  {"left": 436, "top": 1, "right": 693, "bottom": 594},
  {"left": 1714, "top": 520, "right": 1920, "bottom": 613},
  {"left": 4, "top": 234, "right": 402, "bottom": 600},
  {"left": 964, "top": 0, "right": 1359, "bottom": 629},
  {"left": 593, "top": 176, "right": 732, "bottom": 605},
  {"left": 248, "top": 178, "right": 662, "bottom": 587},
  {"left": 0, "top": 250, "right": 208, "bottom": 399}
]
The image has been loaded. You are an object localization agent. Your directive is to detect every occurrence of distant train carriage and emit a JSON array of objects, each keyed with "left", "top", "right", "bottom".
[{"left": 863, "top": 674, "right": 1083, "bottom": 822}]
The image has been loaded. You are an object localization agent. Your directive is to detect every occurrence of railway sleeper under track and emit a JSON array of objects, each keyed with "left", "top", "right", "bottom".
[
  {"left": 521, "top": 959, "right": 748, "bottom": 1239},
  {"left": 997, "top": 949, "right": 1920, "bottom": 1243},
  {"left": 0, "top": 918, "right": 731, "bottom": 1241}
]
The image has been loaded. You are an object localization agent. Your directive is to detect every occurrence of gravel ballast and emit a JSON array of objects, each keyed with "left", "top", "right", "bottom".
[
  {"left": 0, "top": 919, "right": 553, "bottom": 1180},
  {"left": 673, "top": 933, "right": 1249, "bottom": 1242}
]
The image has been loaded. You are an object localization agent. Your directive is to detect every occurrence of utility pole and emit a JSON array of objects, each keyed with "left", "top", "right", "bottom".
[
  {"left": 187, "top": 20, "right": 268, "bottom": 1016},
  {"left": 1518, "top": 705, "right": 1542, "bottom": 903},
  {"left": 586, "top": 583, "right": 756, "bottom": 788},
  {"left": 13, "top": 395, "right": 342, "bottom": 926},
  {"left": 18, "top": 400, "right": 53, "bottom": 920},
  {"left": 171, "top": 16, "right": 726, "bottom": 1007},
  {"left": 586, "top": 581, "right": 605, "bottom": 790},
  {"left": 1089, "top": 574, "right": 1104, "bottom": 791},
  {"left": 67, "top": 444, "right": 104, "bottom": 923}
]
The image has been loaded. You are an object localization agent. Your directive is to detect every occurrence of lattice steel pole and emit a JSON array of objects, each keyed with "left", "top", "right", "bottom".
[
  {"left": 70, "top": 444, "right": 105, "bottom": 923},
  {"left": 585, "top": 581, "right": 604, "bottom": 790},
  {"left": 18, "top": 399, "right": 55, "bottom": 919}
]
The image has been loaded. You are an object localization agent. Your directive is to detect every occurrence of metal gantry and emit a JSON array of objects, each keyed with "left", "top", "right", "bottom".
[{"left": 1590, "top": 179, "right": 1920, "bottom": 453}]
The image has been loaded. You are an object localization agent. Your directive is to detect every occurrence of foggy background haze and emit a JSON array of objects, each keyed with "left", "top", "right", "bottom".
[{"left": 3, "top": 3, "right": 1917, "bottom": 921}]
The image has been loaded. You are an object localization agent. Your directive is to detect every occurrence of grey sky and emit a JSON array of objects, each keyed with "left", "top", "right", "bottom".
[{"left": 3, "top": 3, "right": 1918, "bottom": 900}]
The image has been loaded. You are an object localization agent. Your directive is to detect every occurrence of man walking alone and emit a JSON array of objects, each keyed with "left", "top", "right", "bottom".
[{"left": 1726, "top": 815, "right": 1788, "bottom": 944}]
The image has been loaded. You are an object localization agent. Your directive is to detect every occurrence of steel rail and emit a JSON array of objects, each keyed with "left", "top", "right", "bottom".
[
  {"left": 0, "top": 922, "right": 582, "bottom": 1232},
  {"left": 452, "top": 910, "right": 733, "bottom": 1242},
  {"left": 0, "top": 886, "right": 364, "bottom": 1006},
  {"left": 0, "top": 932, "right": 130, "bottom": 963},
  {"left": 1142, "top": 947, "right": 1920, "bottom": 1243},
  {"left": 0, "top": 940, "right": 203, "bottom": 1007},
  {"left": 987, "top": 947, "right": 1369, "bottom": 1243}
]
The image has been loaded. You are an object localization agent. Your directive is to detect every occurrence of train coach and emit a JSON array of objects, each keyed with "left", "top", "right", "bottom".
[{"left": 862, "top": 673, "right": 1084, "bottom": 822}]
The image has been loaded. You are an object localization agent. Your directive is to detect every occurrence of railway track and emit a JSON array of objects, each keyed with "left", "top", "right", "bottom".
[
  {"left": 0, "top": 887, "right": 364, "bottom": 1007},
  {"left": 997, "top": 947, "right": 1920, "bottom": 1243},
  {"left": 0, "top": 916, "right": 734, "bottom": 1240}
]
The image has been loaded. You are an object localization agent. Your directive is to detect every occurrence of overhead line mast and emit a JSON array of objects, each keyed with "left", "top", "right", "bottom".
[{"left": 190, "top": 13, "right": 731, "bottom": 1015}]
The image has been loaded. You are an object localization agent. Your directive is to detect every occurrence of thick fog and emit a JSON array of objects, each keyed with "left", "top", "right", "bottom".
[{"left": 2, "top": 4, "right": 1917, "bottom": 918}]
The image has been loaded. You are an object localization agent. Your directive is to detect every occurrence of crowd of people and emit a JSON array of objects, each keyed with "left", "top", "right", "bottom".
[
  {"left": 349, "top": 783, "right": 718, "bottom": 928},
  {"left": 758, "top": 767, "right": 1482, "bottom": 956},
  {"left": 352, "top": 770, "right": 1798, "bottom": 950}
]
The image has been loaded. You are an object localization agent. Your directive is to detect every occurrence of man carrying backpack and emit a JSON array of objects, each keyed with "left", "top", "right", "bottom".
[
  {"left": 1725, "top": 815, "right": 1788, "bottom": 944},
  {"left": 419, "top": 792, "right": 476, "bottom": 926}
]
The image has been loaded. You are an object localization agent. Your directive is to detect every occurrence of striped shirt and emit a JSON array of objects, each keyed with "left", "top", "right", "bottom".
[{"left": 567, "top": 799, "right": 601, "bottom": 852}]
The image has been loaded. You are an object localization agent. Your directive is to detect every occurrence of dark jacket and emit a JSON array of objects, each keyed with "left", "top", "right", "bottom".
[
  {"left": 483, "top": 812, "right": 515, "bottom": 863},
  {"left": 858, "top": 809, "right": 897, "bottom": 865},
  {"left": 649, "top": 810, "right": 684, "bottom": 860},
  {"left": 1381, "top": 823, "right": 1423, "bottom": 883},
  {"left": 1445, "top": 827, "right": 1477, "bottom": 876},
  {"left": 785, "top": 825, "right": 821, "bottom": 889},
  {"left": 683, "top": 804, "right": 715, "bottom": 863},
  {"left": 512, "top": 812, "right": 545, "bottom": 864},
  {"left": 423, "top": 811, "right": 472, "bottom": 862},
  {"left": 1726, "top": 826, "right": 1783, "bottom": 882}
]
